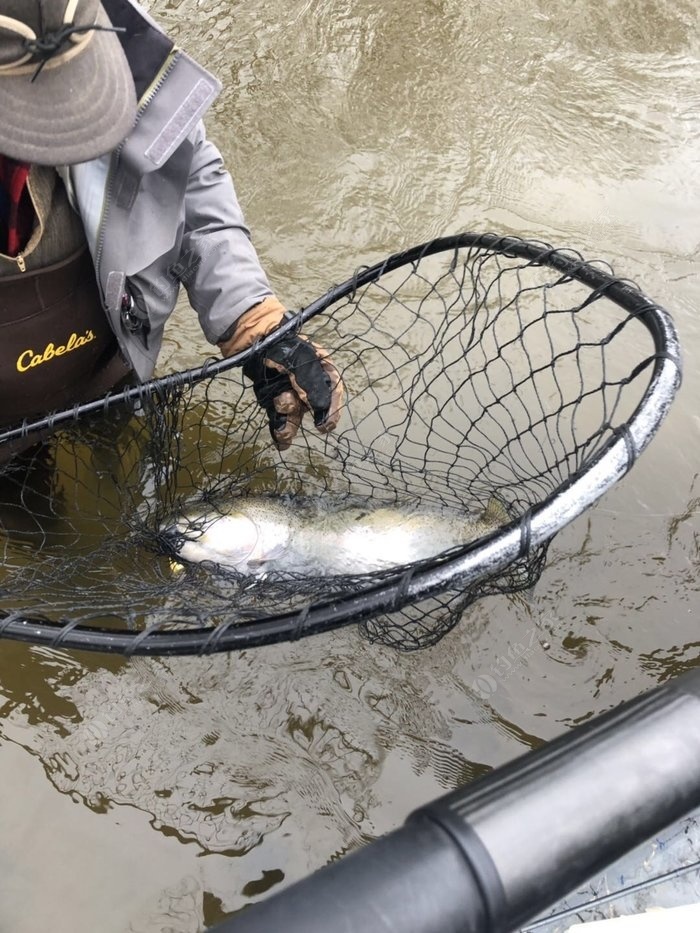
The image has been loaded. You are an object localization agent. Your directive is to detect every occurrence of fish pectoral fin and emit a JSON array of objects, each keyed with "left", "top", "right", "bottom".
[
  {"left": 246, "top": 558, "right": 270, "bottom": 571},
  {"left": 246, "top": 543, "right": 288, "bottom": 570}
]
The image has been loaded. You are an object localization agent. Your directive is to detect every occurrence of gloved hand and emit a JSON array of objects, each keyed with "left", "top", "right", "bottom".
[{"left": 218, "top": 297, "right": 344, "bottom": 451}]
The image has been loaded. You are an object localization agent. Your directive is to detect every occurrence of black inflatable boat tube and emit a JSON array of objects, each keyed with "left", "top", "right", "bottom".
[{"left": 215, "top": 671, "right": 700, "bottom": 933}]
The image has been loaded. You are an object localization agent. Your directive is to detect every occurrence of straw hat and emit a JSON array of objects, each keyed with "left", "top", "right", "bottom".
[{"left": 0, "top": 0, "right": 136, "bottom": 164}]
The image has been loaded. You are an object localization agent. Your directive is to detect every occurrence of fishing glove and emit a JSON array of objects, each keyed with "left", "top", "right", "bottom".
[{"left": 218, "top": 297, "right": 344, "bottom": 451}]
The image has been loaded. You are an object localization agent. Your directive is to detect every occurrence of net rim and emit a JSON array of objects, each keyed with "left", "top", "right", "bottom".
[{"left": 0, "top": 232, "right": 683, "bottom": 654}]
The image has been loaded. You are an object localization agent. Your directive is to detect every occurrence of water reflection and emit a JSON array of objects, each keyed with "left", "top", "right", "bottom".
[
  {"left": 1, "top": 626, "right": 500, "bottom": 925},
  {"left": 0, "top": 0, "right": 698, "bottom": 929}
]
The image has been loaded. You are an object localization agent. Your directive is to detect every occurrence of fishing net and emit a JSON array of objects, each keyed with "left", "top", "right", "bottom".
[{"left": 0, "top": 234, "right": 681, "bottom": 655}]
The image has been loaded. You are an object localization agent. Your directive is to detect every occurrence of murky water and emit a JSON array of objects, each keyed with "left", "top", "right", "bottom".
[{"left": 1, "top": 1, "right": 698, "bottom": 930}]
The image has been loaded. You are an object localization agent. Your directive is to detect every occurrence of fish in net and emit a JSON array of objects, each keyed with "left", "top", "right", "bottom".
[{"left": 0, "top": 234, "right": 681, "bottom": 654}]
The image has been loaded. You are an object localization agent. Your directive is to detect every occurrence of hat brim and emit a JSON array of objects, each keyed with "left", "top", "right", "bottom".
[{"left": 0, "top": 7, "right": 137, "bottom": 165}]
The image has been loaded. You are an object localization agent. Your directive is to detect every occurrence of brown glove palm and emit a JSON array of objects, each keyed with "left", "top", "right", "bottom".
[{"left": 218, "top": 297, "right": 344, "bottom": 451}]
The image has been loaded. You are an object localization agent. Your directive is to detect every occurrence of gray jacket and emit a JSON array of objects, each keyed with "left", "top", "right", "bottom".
[{"left": 71, "top": 0, "right": 273, "bottom": 381}]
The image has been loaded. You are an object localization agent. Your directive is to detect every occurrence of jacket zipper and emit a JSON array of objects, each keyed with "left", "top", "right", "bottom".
[{"left": 94, "top": 48, "right": 180, "bottom": 277}]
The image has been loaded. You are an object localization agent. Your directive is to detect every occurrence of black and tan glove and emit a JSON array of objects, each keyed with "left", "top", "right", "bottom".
[{"left": 218, "top": 297, "right": 344, "bottom": 451}]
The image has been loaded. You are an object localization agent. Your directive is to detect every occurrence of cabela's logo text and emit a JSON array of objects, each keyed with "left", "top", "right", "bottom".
[{"left": 16, "top": 330, "right": 96, "bottom": 373}]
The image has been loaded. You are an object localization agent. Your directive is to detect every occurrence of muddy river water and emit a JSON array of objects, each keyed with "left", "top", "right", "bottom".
[{"left": 0, "top": 0, "right": 698, "bottom": 930}]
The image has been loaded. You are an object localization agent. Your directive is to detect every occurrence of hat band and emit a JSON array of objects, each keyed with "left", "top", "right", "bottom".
[
  {"left": 0, "top": 1, "right": 96, "bottom": 77},
  {"left": 0, "top": 30, "right": 95, "bottom": 77}
]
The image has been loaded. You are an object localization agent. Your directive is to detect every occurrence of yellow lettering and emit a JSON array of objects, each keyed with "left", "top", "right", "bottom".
[
  {"left": 16, "top": 350, "right": 34, "bottom": 373},
  {"left": 15, "top": 331, "right": 99, "bottom": 374}
]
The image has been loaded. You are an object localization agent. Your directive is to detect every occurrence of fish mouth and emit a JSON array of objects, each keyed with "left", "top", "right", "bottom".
[
  {"left": 158, "top": 523, "right": 191, "bottom": 556},
  {"left": 157, "top": 522, "right": 210, "bottom": 571},
  {"left": 158, "top": 527, "right": 191, "bottom": 575}
]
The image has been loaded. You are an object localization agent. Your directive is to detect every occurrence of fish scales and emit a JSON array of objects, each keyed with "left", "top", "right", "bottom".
[{"left": 168, "top": 496, "right": 510, "bottom": 577}]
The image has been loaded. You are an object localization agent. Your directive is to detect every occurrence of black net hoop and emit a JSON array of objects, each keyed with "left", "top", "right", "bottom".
[{"left": 0, "top": 233, "right": 682, "bottom": 655}]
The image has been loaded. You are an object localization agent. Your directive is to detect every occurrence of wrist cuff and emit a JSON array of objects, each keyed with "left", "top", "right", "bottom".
[{"left": 218, "top": 296, "right": 287, "bottom": 357}]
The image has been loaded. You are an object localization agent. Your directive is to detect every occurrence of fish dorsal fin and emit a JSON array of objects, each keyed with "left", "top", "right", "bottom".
[{"left": 479, "top": 497, "right": 510, "bottom": 528}]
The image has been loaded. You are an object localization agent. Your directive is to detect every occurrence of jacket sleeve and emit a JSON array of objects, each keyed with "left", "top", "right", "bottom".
[{"left": 176, "top": 121, "right": 274, "bottom": 345}]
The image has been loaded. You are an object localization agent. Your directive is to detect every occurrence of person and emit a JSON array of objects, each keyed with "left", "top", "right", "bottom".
[{"left": 0, "top": 0, "right": 343, "bottom": 453}]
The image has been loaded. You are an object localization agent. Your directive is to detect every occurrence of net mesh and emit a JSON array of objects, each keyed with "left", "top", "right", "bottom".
[{"left": 0, "top": 235, "right": 679, "bottom": 654}]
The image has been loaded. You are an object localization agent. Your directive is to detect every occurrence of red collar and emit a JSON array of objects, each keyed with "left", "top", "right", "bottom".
[{"left": 0, "top": 155, "right": 33, "bottom": 257}]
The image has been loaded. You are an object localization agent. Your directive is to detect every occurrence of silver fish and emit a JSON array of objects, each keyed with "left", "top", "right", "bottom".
[{"left": 168, "top": 495, "right": 510, "bottom": 577}]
